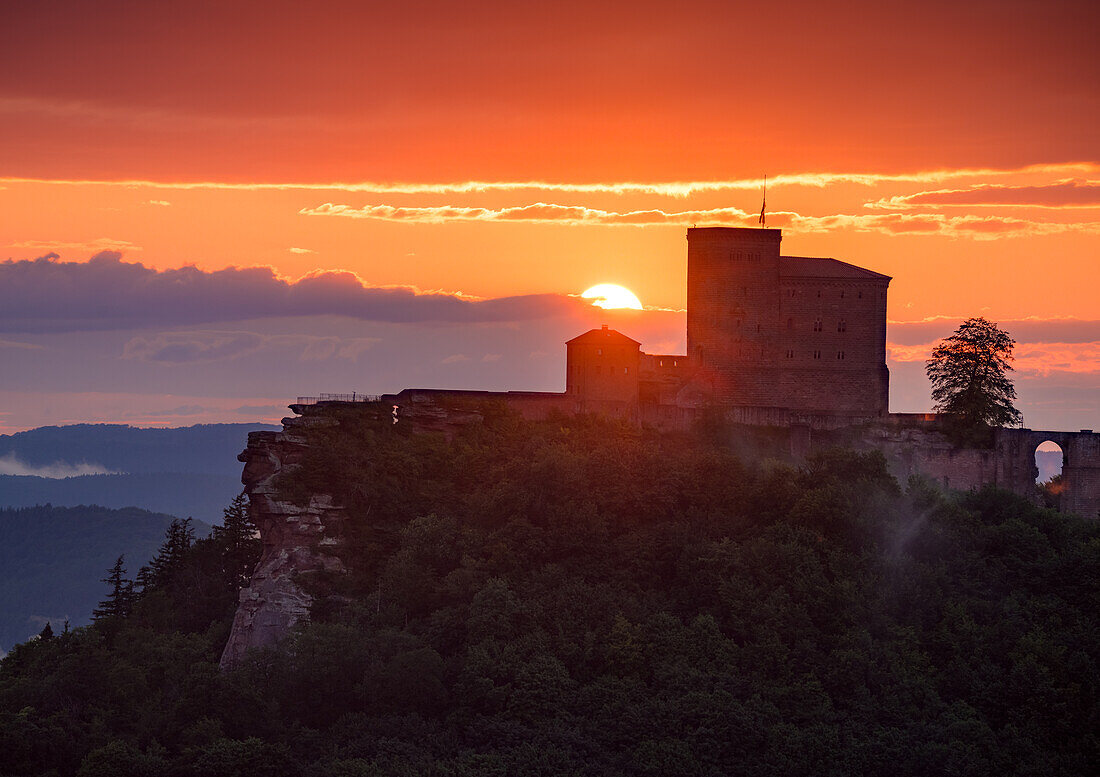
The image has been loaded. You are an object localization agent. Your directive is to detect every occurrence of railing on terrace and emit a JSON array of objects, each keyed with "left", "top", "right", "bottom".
[{"left": 295, "top": 393, "right": 382, "bottom": 404}]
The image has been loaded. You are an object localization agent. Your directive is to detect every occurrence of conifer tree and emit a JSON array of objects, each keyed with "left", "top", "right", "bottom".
[
  {"left": 212, "top": 493, "right": 261, "bottom": 594},
  {"left": 147, "top": 518, "right": 195, "bottom": 589},
  {"left": 92, "top": 555, "right": 133, "bottom": 621},
  {"left": 37, "top": 622, "right": 53, "bottom": 640}
]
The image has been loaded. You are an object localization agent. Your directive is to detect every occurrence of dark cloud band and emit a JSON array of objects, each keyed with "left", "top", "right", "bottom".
[{"left": 0, "top": 252, "right": 577, "bottom": 333}]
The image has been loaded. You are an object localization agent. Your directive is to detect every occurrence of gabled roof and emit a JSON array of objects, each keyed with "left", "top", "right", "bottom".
[
  {"left": 780, "top": 255, "right": 891, "bottom": 281},
  {"left": 566, "top": 326, "right": 641, "bottom": 346}
]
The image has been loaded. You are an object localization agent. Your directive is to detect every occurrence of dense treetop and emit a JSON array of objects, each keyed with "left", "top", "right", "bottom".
[{"left": 1, "top": 407, "right": 1097, "bottom": 776}]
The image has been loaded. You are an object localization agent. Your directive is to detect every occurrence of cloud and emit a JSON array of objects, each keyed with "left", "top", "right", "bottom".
[
  {"left": 441, "top": 353, "right": 470, "bottom": 364},
  {"left": 868, "top": 180, "right": 1100, "bottom": 210},
  {"left": 233, "top": 403, "right": 292, "bottom": 415},
  {"left": 9, "top": 238, "right": 142, "bottom": 252},
  {"left": 887, "top": 317, "right": 1100, "bottom": 376},
  {"left": 889, "top": 340, "right": 1100, "bottom": 376},
  {"left": 5, "top": 162, "right": 1099, "bottom": 198},
  {"left": 121, "top": 330, "right": 382, "bottom": 363},
  {"left": 122, "top": 331, "right": 265, "bottom": 363},
  {"left": 0, "top": 252, "right": 578, "bottom": 333},
  {"left": 146, "top": 200, "right": 172, "bottom": 207},
  {"left": 287, "top": 247, "right": 315, "bottom": 254},
  {"left": 887, "top": 317, "right": 1100, "bottom": 346},
  {"left": 302, "top": 202, "right": 1100, "bottom": 239},
  {"left": 0, "top": 453, "right": 118, "bottom": 478},
  {"left": 0, "top": 339, "right": 42, "bottom": 350}
]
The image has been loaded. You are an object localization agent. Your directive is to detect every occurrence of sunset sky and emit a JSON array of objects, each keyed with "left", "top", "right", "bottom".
[{"left": 2, "top": 0, "right": 1098, "bottom": 433}]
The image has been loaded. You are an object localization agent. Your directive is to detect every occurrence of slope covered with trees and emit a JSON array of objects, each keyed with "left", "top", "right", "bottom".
[
  {"left": 0, "top": 505, "right": 211, "bottom": 653},
  {"left": 1, "top": 410, "right": 1097, "bottom": 776}
]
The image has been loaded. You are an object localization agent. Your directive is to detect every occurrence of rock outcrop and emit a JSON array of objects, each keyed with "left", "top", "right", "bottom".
[{"left": 219, "top": 413, "right": 350, "bottom": 668}]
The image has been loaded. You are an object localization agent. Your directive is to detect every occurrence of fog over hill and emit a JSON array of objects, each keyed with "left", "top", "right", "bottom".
[{"left": 0, "top": 422, "right": 280, "bottom": 524}]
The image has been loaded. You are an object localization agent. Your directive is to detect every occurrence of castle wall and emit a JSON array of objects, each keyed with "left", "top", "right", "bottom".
[{"left": 777, "top": 276, "right": 890, "bottom": 415}]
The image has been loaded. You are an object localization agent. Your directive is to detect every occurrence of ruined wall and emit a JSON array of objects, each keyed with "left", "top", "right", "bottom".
[{"left": 821, "top": 422, "right": 1100, "bottom": 519}]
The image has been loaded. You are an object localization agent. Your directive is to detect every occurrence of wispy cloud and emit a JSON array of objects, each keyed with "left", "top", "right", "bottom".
[
  {"left": 889, "top": 340, "right": 1100, "bottom": 376},
  {"left": 287, "top": 247, "right": 315, "bottom": 254},
  {"left": 302, "top": 202, "right": 1100, "bottom": 239},
  {"left": 0, "top": 453, "right": 119, "bottom": 478},
  {"left": 4, "top": 162, "right": 1098, "bottom": 198},
  {"left": 121, "top": 330, "right": 383, "bottom": 364},
  {"left": 868, "top": 180, "right": 1100, "bottom": 210},
  {"left": 9, "top": 238, "right": 142, "bottom": 252}
]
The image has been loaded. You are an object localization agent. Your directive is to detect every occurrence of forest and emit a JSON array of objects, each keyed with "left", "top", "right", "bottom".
[{"left": 1, "top": 407, "right": 1097, "bottom": 776}]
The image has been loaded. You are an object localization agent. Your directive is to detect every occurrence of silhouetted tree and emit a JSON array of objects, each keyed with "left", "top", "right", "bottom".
[
  {"left": 37, "top": 622, "right": 53, "bottom": 641},
  {"left": 926, "top": 317, "right": 1022, "bottom": 440},
  {"left": 92, "top": 555, "right": 133, "bottom": 621},
  {"left": 211, "top": 493, "right": 260, "bottom": 594},
  {"left": 147, "top": 518, "right": 195, "bottom": 589}
]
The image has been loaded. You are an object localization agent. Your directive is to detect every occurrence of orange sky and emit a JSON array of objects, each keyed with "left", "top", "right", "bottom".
[{"left": 0, "top": 0, "right": 1097, "bottom": 433}]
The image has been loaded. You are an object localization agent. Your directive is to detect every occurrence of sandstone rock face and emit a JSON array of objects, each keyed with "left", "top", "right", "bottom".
[{"left": 219, "top": 414, "right": 349, "bottom": 669}]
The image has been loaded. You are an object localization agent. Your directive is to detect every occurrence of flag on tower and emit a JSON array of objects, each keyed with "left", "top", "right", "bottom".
[{"left": 759, "top": 175, "right": 767, "bottom": 226}]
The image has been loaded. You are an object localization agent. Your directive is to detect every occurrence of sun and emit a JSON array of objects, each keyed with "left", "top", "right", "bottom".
[{"left": 582, "top": 283, "right": 643, "bottom": 310}]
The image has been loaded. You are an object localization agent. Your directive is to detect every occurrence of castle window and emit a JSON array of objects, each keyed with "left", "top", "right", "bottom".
[
  {"left": 813, "top": 350, "right": 821, "bottom": 359},
  {"left": 658, "top": 359, "right": 664, "bottom": 367},
  {"left": 623, "top": 367, "right": 629, "bottom": 374},
  {"left": 837, "top": 351, "right": 846, "bottom": 360},
  {"left": 756, "top": 323, "right": 761, "bottom": 333},
  {"left": 813, "top": 318, "right": 822, "bottom": 332},
  {"left": 672, "top": 360, "right": 678, "bottom": 366},
  {"left": 786, "top": 349, "right": 794, "bottom": 359},
  {"left": 838, "top": 319, "right": 847, "bottom": 333},
  {"left": 817, "top": 289, "right": 821, "bottom": 298},
  {"left": 787, "top": 318, "right": 793, "bottom": 330},
  {"left": 742, "top": 286, "right": 747, "bottom": 297},
  {"left": 841, "top": 290, "right": 845, "bottom": 298},
  {"left": 858, "top": 291, "right": 863, "bottom": 299},
  {"left": 596, "top": 348, "right": 602, "bottom": 356}
]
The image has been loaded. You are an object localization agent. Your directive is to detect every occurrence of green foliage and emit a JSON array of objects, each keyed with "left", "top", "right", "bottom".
[
  {"left": 926, "top": 317, "right": 1023, "bottom": 441},
  {"left": 1, "top": 412, "right": 1097, "bottom": 776}
]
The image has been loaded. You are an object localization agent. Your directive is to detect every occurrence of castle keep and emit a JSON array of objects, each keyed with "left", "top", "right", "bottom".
[{"left": 568, "top": 227, "right": 891, "bottom": 418}]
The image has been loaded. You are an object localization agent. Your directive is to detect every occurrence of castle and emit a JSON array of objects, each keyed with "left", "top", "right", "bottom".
[
  {"left": 374, "top": 226, "right": 1099, "bottom": 518},
  {"left": 226, "top": 228, "right": 1099, "bottom": 664},
  {"left": 567, "top": 227, "right": 890, "bottom": 419}
]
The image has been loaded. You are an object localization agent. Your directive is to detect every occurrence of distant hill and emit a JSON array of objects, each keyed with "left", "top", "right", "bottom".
[
  {"left": 0, "top": 422, "right": 281, "bottom": 476},
  {"left": 0, "top": 504, "right": 211, "bottom": 654},
  {"left": 0, "top": 422, "right": 280, "bottom": 523},
  {"left": 0, "top": 473, "right": 244, "bottom": 525}
]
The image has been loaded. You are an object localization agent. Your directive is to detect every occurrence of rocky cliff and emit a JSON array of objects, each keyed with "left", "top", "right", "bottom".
[
  {"left": 219, "top": 412, "right": 351, "bottom": 668},
  {"left": 220, "top": 398, "right": 489, "bottom": 668}
]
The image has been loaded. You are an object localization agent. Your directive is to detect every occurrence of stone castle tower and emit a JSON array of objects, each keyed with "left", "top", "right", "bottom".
[{"left": 685, "top": 227, "right": 891, "bottom": 415}]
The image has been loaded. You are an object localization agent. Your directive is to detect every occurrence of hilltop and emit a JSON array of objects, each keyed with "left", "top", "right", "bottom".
[{"left": 1, "top": 407, "right": 1097, "bottom": 776}]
